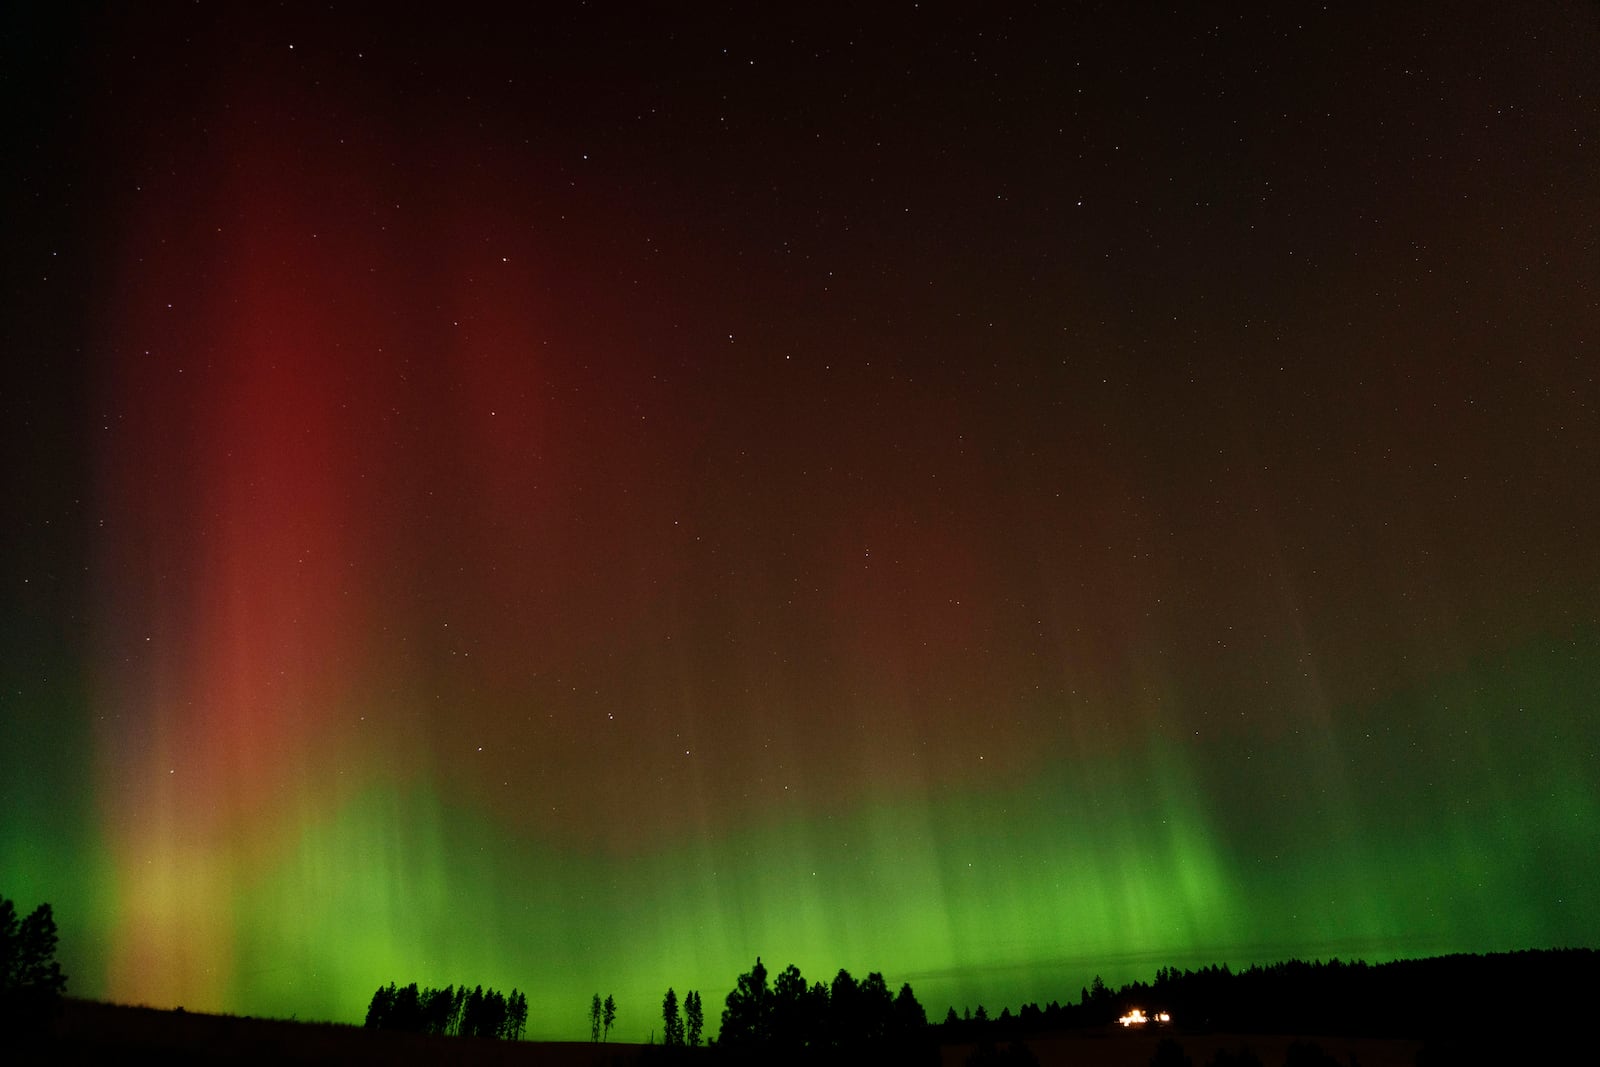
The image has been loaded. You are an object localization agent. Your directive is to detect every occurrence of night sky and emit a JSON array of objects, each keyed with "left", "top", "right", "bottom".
[{"left": 3, "top": 2, "right": 1597, "bottom": 1042}]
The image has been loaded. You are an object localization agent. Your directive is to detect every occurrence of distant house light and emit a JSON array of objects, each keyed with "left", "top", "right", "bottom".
[{"left": 1118, "top": 1008, "right": 1172, "bottom": 1027}]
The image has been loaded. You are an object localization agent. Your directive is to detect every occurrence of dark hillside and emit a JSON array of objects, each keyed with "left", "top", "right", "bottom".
[{"left": 33, "top": 999, "right": 645, "bottom": 1067}]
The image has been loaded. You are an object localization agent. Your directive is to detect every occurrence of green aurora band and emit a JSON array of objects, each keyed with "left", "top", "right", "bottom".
[
  {"left": 3, "top": 1, "right": 1598, "bottom": 1045},
  {"left": 8, "top": 634, "right": 1593, "bottom": 1040}
]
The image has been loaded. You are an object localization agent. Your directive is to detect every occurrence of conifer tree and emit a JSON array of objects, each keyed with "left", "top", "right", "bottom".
[
  {"left": 663, "top": 986, "right": 684, "bottom": 1045},
  {"left": 685, "top": 989, "right": 704, "bottom": 1047}
]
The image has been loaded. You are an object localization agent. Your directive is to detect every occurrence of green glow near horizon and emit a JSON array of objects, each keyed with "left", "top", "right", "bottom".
[
  {"left": 220, "top": 768, "right": 1244, "bottom": 1040},
  {"left": 33, "top": 632, "right": 1582, "bottom": 1041},
  {"left": 7, "top": 2, "right": 1599, "bottom": 1051}
]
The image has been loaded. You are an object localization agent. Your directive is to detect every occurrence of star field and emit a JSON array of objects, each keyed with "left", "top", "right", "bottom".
[{"left": 1, "top": 1, "right": 1597, "bottom": 1041}]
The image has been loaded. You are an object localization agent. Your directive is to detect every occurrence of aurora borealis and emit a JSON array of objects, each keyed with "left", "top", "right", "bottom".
[{"left": 2, "top": 1, "right": 1597, "bottom": 1043}]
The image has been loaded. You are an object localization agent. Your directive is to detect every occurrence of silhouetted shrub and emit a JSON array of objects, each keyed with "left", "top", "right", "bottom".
[{"left": 0, "top": 896, "right": 67, "bottom": 1035}]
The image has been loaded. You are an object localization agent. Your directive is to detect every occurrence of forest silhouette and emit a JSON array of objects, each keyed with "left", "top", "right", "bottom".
[
  {"left": 7, "top": 893, "right": 1595, "bottom": 1064},
  {"left": 711, "top": 956, "right": 931, "bottom": 1058},
  {"left": 355, "top": 948, "right": 1593, "bottom": 1063},
  {"left": 362, "top": 980, "right": 528, "bottom": 1039}
]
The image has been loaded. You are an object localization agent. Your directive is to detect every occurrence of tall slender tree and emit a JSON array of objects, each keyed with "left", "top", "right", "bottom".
[
  {"left": 506, "top": 989, "right": 528, "bottom": 1040},
  {"left": 663, "top": 987, "right": 684, "bottom": 1046},
  {"left": 685, "top": 989, "right": 704, "bottom": 1047},
  {"left": 590, "top": 993, "right": 603, "bottom": 1042},
  {"left": 450, "top": 985, "right": 467, "bottom": 1035},
  {"left": 603, "top": 993, "right": 617, "bottom": 1041}
]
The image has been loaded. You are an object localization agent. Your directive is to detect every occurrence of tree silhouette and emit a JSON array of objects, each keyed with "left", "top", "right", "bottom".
[
  {"left": 507, "top": 989, "right": 528, "bottom": 1040},
  {"left": 591, "top": 993, "right": 603, "bottom": 1042},
  {"left": 450, "top": 985, "right": 467, "bottom": 1034},
  {"left": 720, "top": 956, "right": 772, "bottom": 1046},
  {"left": 420, "top": 984, "right": 454, "bottom": 1035},
  {"left": 712, "top": 958, "right": 935, "bottom": 1058},
  {"left": 462, "top": 986, "right": 485, "bottom": 1036},
  {"left": 771, "top": 963, "right": 812, "bottom": 1049},
  {"left": 685, "top": 989, "right": 704, "bottom": 1047},
  {"left": 603, "top": 993, "right": 617, "bottom": 1041},
  {"left": 894, "top": 982, "right": 928, "bottom": 1039},
  {"left": 859, "top": 971, "right": 893, "bottom": 1043},
  {"left": 1, "top": 897, "right": 67, "bottom": 1032},
  {"left": 663, "top": 987, "right": 685, "bottom": 1046},
  {"left": 363, "top": 980, "right": 522, "bottom": 1039},
  {"left": 481, "top": 987, "right": 509, "bottom": 1038},
  {"left": 828, "top": 968, "right": 860, "bottom": 1046},
  {"left": 365, "top": 984, "right": 396, "bottom": 1029},
  {"left": 395, "top": 982, "right": 423, "bottom": 1031}
]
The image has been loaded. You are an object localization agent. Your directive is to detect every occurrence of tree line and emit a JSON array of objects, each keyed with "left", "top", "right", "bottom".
[
  {"left": 935, "top": 949, "right": 1600, "bottom": 1045},
  {"left": 362, "top": 949, "right": 1593, "bottom": 1050},
  {"left": 711, "top": 956, "right": 930, "bottom": 1056},
  {"left": 363, "top": 981, "right": 528, "bottom": 1039},
  {"left": 14, "top": 892, "right": 1587, "bottom": 1055}
]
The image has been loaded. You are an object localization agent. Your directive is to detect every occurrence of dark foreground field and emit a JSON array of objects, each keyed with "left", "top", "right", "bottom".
[
  {"left": 940, "top": 1032, "right": 1423, "bottom": 1067},
  {"left": 30, "top": 999, "right": 647, "bottom": 1066},
  {"left": 20, "top": 1000, "right": 1436, "bottom": 1067}
]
